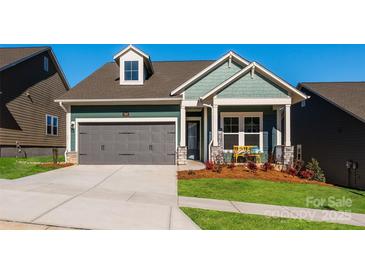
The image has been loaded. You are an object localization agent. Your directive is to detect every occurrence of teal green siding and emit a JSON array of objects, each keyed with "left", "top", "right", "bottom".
[
  {"left": 218, "top": 106, "right": 277, "bottom": 162},
  {"left": 184, "top": 61, "right": 243, "bottom": 100},
  {"left": 70, "top": 105, "right": 180, "bottom": 151},
  {"left": 217, "top": 72, "right": 289, "bottom": 99}
]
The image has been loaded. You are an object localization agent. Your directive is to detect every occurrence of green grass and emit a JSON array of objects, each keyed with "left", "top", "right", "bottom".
[
  {"left": 179, "top": 178, "right": 365, "bottom": 214},
  {"left": 0, "top": 156, "right": 66, "bottom": 179},
  {"left": 181, "top": 207, "right": 365, "bottom": 230}
]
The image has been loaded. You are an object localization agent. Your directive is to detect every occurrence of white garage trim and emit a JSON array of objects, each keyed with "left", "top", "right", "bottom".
[{"left": 75, "top": 117, "right": 178, "bottom": 154}]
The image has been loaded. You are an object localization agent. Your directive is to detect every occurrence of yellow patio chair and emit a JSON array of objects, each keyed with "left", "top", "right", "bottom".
[{"left": 233, "top": 146, "right": 253, "bottom": 163}]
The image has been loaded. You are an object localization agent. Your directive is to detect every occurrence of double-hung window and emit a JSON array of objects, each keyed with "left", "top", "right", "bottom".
[
  {"left": 221, "top": 112, "right": 263, "bottom": 151},
  {"left": 243, "top": 117, "right": 260, "bottom": 147},
  {"left": 46, "top": 114, "right": 58, "bottom": 136},
  {"left": 223, "top": 117, "right": 239, "bottom": 150},
  {"left": 124, "top": 61, "right": 139, "bottom": 81}
]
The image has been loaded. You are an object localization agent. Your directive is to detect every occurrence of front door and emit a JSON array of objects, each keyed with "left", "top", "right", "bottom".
[{"left": 186, "top": 121, "right": 200, "bottom": 160}]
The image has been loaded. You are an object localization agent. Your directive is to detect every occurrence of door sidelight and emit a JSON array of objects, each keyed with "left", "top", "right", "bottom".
[
  {"left": 149, "top": 144, "right": 153, "bottom": 151},
  {"left": 101, "top": 145, "right": 105, "bottom": 151}
]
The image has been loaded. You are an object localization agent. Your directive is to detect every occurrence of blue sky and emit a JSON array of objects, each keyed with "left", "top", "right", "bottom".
[{"left": 2, "top": 44, "right": 365, "bottom": 87}]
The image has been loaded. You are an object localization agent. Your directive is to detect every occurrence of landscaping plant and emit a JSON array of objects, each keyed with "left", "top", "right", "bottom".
[
  {"left": 205, "top": 161, "right": 214, "bottom": 170},
  {"left": 299, "top": 169, "right": 314, "bottom": 180},
  {"left": 261, "top": 162, "right": 274, "bottom": 172},
  {"left": 246, "top": 161, "right": 258, "bottom": 173},
  {"left": 287, "top": 167, "right": 297, "bottom": 176},
  {"left": 306, "top": 158, "right": 326, "bottom": 182}
]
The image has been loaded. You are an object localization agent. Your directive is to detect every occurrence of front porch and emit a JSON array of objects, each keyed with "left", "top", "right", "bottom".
[{"left": 177, "top": 102, "right": 293, "bottom": 165}]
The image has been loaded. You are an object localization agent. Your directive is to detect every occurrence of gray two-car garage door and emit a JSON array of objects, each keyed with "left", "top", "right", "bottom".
[{"left": 78, "top": 122, "right": 176, "bottom": 165}]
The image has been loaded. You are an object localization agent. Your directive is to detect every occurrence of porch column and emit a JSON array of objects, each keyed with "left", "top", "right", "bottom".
[
  {"left": 284, "top": 104, "right": 291, "bottom": 146},
  {"left": 204, "top": 106, "right": 208, "bottom": 161},
  {"left": 276, "top": 107, "right": 282, "bottom": 146},
  {"left": 180, "top": 105, "right": 186, "bottom": 146},
  {"left": 212, "top": 104, "right": 218, "bottom": 146}
]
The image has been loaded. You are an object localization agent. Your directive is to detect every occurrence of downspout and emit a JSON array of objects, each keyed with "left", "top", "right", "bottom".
[
  {"left": 201, "top": 101, "right": 213, "bottom": 162},
  {"left": 59, "top": 101, "right": 68, "bottom": 160}
]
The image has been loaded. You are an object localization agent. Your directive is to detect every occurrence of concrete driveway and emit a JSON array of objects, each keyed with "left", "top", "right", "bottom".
[{"left": 0, "top": 165, "right": 198, "bottom": 230}]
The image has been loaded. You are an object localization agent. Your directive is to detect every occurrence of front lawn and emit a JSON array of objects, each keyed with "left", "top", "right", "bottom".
[
  {"left": 181, "top": 207, "right": 365, "bottom": 230},
  {"left": 0, "top": 156, "right": 69, "bottom": 179},
  {"left": 178, "top": 178, "right": 365, "bottom": 214}
]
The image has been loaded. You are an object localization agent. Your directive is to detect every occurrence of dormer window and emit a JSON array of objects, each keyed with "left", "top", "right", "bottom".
[
  {"left": 114, "top": 45, "right": 154, "bottom": 86},
  {"left": 124, "top": 61, "right": 139, "bottom": 81}
]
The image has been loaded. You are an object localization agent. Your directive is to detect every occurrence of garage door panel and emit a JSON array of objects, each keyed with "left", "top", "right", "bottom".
[{"left": 78, "top": 122, "right": 176, "bottom": 165}]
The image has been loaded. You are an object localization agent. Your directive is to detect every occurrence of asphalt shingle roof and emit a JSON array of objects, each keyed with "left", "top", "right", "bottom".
[
  {"left": 57, "top": 60, "right": 214, "bottom": 100},
  {"left": 0, "top": 47, "right": 48, "bottom": 70},
  {"left": 299, "top": 82, "right": 365, "bottom": 123}
]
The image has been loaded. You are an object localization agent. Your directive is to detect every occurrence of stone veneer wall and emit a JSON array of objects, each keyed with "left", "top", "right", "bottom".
[
  {"left": 210, "top": 146, "right": 224, "bottom": 164},
  {"left": 66, "top": 151, "right": 78, "bottom": 164},
  {"left": 177, "top": 146, "right": 187, "bottom": 165}
]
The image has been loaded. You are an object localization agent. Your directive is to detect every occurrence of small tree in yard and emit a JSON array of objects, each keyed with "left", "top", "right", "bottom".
[{"left": 306, "top": 158, "right": 326, "bottom": 182}]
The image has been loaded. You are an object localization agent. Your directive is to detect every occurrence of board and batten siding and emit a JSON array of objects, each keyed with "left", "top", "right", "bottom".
[
  {"left": 217, "top": 72, "right": 289, "bottom": 98},
  {"left": 292, "top": 88, "right": 365, "bottom": 189},
  {"left": 218, "top": 106, "right": 277, "bottom": 162},
  {"left": 70, "top": 105, "right": 181, "bottom": 151},
  {"left": 0, "top": 51, "right": 67, "bottom": 148},
  {"left": 184, "top": 61, "right": 243, "bottom": 100}
]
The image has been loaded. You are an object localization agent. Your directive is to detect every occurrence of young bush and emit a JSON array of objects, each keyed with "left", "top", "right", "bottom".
[
  {"left": 299, "top": 169, "right": 314, "bottom": 180},
  {"left": 287, "top": 167, "right": 297, "bottom": 176},
  {"left": 247, "top": 161, "right": 258, "bottom": 173},
  {"left": 261, "top": 162, "right": 274, "bottom": 172},
  {"left": 213, "top": 163, "right": 223, "bottom": 173},
  {"left": 306, "top": 158, "right": 326, "bottom": 182},
  {"left": 205, "top": 161, "right": 214, "bottom": 170}
]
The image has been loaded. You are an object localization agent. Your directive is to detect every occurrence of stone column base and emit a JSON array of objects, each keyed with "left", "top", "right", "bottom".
[
  {"left": 177, "top": 146, "right": 187, "bottom": 165},
  {"left": 66, "top": 151, "right": 78, "bottom": 164},
  {"left": 283, "top": 146, "right": 294, "bottom": 166},
  {"left": 210, "top": 146, "right": 224, "bottom": 164}
]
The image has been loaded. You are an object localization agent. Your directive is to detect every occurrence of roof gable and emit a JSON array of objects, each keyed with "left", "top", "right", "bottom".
[
  {"left": 170, "top": 51, "right": 249, "bottom": 96},
  {"left": 113, "top": 45, "right": 153, "bottom": 75},
  {"left": 217, "top": 71, "right": 289, "bottom": 99},
  {"left": 0, "top": 46, "right": 70, "bottom": 90},
  {"left": 184, "top": 60, "right": 243, "bottom": 100},
  {"left": 201, "top": 62, "right": 307, "bottom": 103},
  {"left": 299, "top": 82, "right": 365, "bottom": 123}
]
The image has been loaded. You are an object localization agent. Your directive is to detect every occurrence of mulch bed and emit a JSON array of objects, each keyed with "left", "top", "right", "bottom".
[
  {"left": 37, "top": 163, "right": 74, "bottom": 168},
  {"left": 178, "top": 166, "right": 333, "bottom": 187}
]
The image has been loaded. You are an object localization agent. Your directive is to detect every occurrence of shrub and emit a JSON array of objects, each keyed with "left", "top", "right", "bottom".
[
  {"left": 247, "top": 161, "right": 258, "bottom": 173},
  {"left": 261, "top": 162, "right": 274, "bottom": 172},
  {"left": 205, "top": 161, "right": 214, "bottom": 170},
  {"left": 213, "top": 163, "right": 223, "bottom": 173},
  {"left": 287, "top": 167, "right": 297, "bottom": 176},
  {"left": 306, "top": 158, "right": 326, "bottom": 182},
  {"left": 299, "top": 169, "right": 314, "bottom": 180},
  {"left": 227, "top": 162, "right": 236, "bottom": 170}
]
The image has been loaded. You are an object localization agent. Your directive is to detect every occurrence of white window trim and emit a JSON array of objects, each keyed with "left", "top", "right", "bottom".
[
  {"left": 220, "top": 112, "right": 263, "bottom": 152},
  {"left": 124, "top": 60, "right": 139, "bottom": 81},
  {"left": 43, "top": 56, "right": 49, "bottom": 72},
  {"left": 46, "top": 114, "right": 59, "bottom": 136}
]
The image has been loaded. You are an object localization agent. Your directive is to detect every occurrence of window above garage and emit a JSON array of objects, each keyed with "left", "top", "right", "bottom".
[{"left": 113, "top": 45, "right": 154, "bottom": 86}]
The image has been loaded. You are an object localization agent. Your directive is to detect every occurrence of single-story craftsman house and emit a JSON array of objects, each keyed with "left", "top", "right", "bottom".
[
  {"left": 292, "top": 82, "right": 365, "bottom": 189},
  {"left": 56, "top": 45, "right": 307, "bottom": 165},
  {"left": 0, "top": 46, "right": 69, "bottom": 157}
]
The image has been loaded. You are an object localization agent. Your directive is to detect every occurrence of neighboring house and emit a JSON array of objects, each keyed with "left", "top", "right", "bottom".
[
  {"left": 293, "top": 82, "right": 365, "bottom": 190},
  {"left": 56, "top": 45, "right": 307, "bottom": 165},
  {"left": 0, "top": 47, "right": 69, "bottom": 157}
]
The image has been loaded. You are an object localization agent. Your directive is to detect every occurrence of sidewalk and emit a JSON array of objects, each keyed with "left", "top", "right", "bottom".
[{"left": 179, "top": 196, "right": 365, "bottom": 227}]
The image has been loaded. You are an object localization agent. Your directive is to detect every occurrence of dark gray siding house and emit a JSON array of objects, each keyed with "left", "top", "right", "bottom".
[
  {"left": 292, "top": 82, "right": 365, "bottom": 190},
  {"left": 0, "top": 47, "right": 69, "bottom": 157}
]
